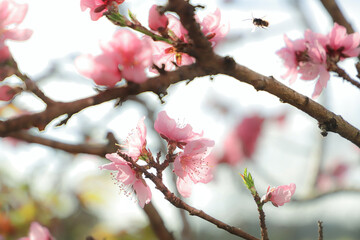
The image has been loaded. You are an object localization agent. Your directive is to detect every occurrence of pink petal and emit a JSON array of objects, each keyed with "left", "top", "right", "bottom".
[
  {"left": 176, "top": 176, "right": 193, "bottom": 198},
  {"left": 133, "top": 179, "right": 152, "bottom": 208}
]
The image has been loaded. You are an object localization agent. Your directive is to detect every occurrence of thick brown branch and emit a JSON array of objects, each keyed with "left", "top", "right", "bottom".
[
  {"left": 319, "top": 0, "right": 355, "bottom": 34},
  {"left": 0, "top": 64, "right": 215, "bottom": 136},
  {"left": 7, "top": 131, "right": 117, "bottom": 157},
  {"left": 216, "top": 56, "right": 360, "bottom": 147}
]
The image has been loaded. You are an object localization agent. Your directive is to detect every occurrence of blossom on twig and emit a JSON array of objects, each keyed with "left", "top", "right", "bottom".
[
  {"left": 261, "top": 183, "right": 296, "bottom": 207},
  {"left": 154, "top": 111, "right": 203, "bottom": 148},
  {"left": 174, "top": 139, "right": 215, "bottom": 197},
  {"left": 277, "top": 22, "right": 360, "bottom": 98},
  {"left": 75, "top": 29, "right": 152, "bottom": 86}
]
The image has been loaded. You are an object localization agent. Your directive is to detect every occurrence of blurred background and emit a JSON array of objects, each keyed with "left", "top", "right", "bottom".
[{"left": 1, "top": 0, "right": 360, "bottom": 239}]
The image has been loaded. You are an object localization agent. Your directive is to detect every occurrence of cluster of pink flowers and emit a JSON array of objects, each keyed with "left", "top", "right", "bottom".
[
  {"left": 261, "top": 183, "right": 296, "bottom": 207},
  {"left": 277, "top": 23, "right": 360, "bottom": 98},
  {"left": 75, "top": 29, "right": 152, "bottom": 87},
  {"left": 77, "top": 4, "right": 228, "bottom": 86},
  {"left": 148, "top": 5, "right": 228, "bottom": 72},
  {"left": 18, "top": 222, "right": 54, "bottom": 240},
  {"left": 100, "top": 117, "right": 152, "bottom": 208},
  {"left": 155, "top": 111, "right": 215, "bottom": 197}
]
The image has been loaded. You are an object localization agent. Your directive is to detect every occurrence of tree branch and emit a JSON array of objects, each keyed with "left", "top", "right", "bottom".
[
  {"left": 319, "top": 0, "right": 355, "bottom": 34},
  {"left": 7, "top": 131, "right": 118, "bottom": 157},
  {"left": 119, "top": 152, "right": 259, "bottom": 240},
  {"left": 143, "top": 203, "right": 175, "bottom": 240}
]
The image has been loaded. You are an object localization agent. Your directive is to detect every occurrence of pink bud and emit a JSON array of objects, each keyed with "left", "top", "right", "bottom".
[
  {"left": 148, "top": 5, "right": 168, "bottom": 31},
  {"left": 262, "top": 183, "right": 296, "bottom": 207},
  {"left": 0, "top": 85, "right": 16, "bottom": 101}
]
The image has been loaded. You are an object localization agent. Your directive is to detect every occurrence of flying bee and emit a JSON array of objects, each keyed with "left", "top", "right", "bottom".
[
  {"left": 252, "top": 17, "right": 269, "bottom": 29},
  {"left": 244, "top": 14, "right": 269, "bottom": 31}
]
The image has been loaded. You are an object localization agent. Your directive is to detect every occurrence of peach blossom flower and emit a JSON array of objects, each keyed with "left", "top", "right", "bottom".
[
  {"left": 174, "top": 139, "right": 215, "bottom": 197},
  {"left": 18, "top": 222, "right": 54, "bottom": 240},
  {"left": 80, "top": 0, "right": 125, "bottom": 21},
  {"left": 154, "top": 111, "right": 203, "bottom": 148},
  {"left": 76, "top": 29, "right": 152, "bottom": 86},
  {"left": 262, "top": 183, "right": 296, "bottom": 207},
  {"left": 327, "top": 22, "right": 360, "bottom": 59},
  {"left": 199, "top": 8, "right": 229, "bottom": 47},
  {"left": 148, "top": 5, "right": 168, "bottom": 31},
  {"left": 150, "top": 15, "right": 194, "bottom": 72},
  {"left": 123, "top": 117, "right": 150, "bottom": 160},
  {"left": 101, "top": 153, "right": 151, "bottom": 207},
  {"left": 276, "top": 35, "right": 306, "bottom": 84}
]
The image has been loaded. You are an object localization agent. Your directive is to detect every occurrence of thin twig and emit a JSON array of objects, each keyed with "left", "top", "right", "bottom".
[
  {"left": 332, "top": 64, "right": 360, "bottom": 90},
  {"left": 318, "top": 221, "right": 323, "bottom": 240},
  {"left": 253, "top": 194, "right": 268, "bottom": 240},
  {"left": 118, "top": 152, "right": 260, "bottom": 240}
]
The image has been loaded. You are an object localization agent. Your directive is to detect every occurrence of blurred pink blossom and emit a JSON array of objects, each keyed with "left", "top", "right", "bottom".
[
  {"left": 0, "top": 85, "right": 16, "bottom": 101},
  {"left": 76, "top": 29, "right": 152, "bottom": 86},
  {"left": 262, "top": 183, "right": 296, "bottom": 207},
  {"left": 221, "top": 131, "right": 244, "bottom": 166},
  {"left": 18, "top": 221, "right": 54, "bottom": 240},
  {"left": 154, "top": 111, "right": 203, "bottom": 148},
  {"left": 328, "top": 22, "right": 360, "bottom": 59},
  {"left": 236, "top": 115, "right": 265, "bottom": 158},
  {"left": 80, "top": 0, "right": 125, "bottom": 21},
  {"left": 75, "top": 53, "right": 122, "bottom": 87},
  {"left": 174, "top": 138, "right": 215, "bottom": 197},
  {"left": 199, "top": 8, "right": 229, "bottom": 47},
  {"left": 101, "top": 153, "right": 151, "bottom": 207},
  {"left": 148, "top": 5, "right": 168, "bottom": 31}
]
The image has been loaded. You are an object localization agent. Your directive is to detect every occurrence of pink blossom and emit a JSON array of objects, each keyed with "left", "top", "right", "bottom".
[
  {"left": 101, "top": 30, "right": 152, "bottom": 83},
  {"left": 101, "top": 153, "right": 151, "bottom": 207},
  {"left": 80, "top": 0, "right": 125, "bottom": 21},
  {"left": 221, "top": 131, "right": 244, "bottom": 166},
  {"left": 123, "top": 117, "right": 149, "bottom": 160},
  {"left": 174, "top": 139, "right": 215, "bottom": 197},
  {"left": 327, "top": 22, "right": 360, "bottom": 58},
  {"left": 199, "top": 8, "right": 229, "bottom": 47},
  {"left": 154, "top": 111, "right": 203, "bottom": 148},
  {"left": 75, "top": 53, "right": 121, "bottom": 87},
  {"left": 298, "top": 30, "right": 330, "bottom": 98},
  {"left": 236, "top": 115, "right": 265, "bottom": 158},
  {"left": 0, "top": 85, "right": 16, "bottom": 101},
  {"left": 75, "top": 29, "right": 152, "bottom": 86},
  {"left": 276, "top": 35, "right": 306, "bottom": 84},
  {"left": 148, "top": 5, "right": 168, "bottom": 31},
  {"left": 262, "top": 183, "right": 296, "bottom": 207},
  {"left": 0, "top": 0, "right": 32, "bottom": 43},
  {"left": 150, "top": 15, "right": 195, "bottom": 72},
  {"left": 18, "top": 222, "right": 54, "bottom": 240}
]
